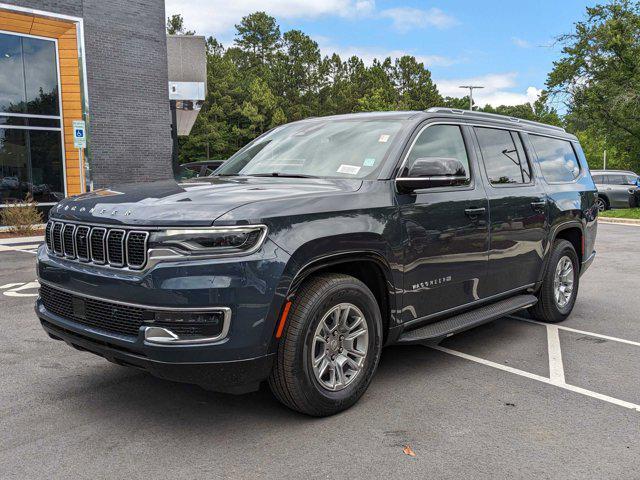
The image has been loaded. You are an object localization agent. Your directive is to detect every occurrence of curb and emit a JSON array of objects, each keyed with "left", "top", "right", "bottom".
[
  {"left": 599, "top": 217, "right": 640, "bottom": 226},
  {"left": 0, "top": 236, "right": 45, "bottom": 245},
  {"left": 0, "top": 223, "right": 46, "bottom": 233}
]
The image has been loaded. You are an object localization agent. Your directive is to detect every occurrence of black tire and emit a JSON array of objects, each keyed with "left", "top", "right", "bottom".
[
  {"left": 595, "top": 195, "right": 608, "bottom": 212},
  {"left": 268, "top": 273, "right": 383, "bottom": 417},
  {"left": 530, "top": 239, "right": 579, "bottom": 323}
]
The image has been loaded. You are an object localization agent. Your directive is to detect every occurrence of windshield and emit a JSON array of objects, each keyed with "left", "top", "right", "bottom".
[{"left": 215, "top": 119, "right": 407, "bottom": 179}]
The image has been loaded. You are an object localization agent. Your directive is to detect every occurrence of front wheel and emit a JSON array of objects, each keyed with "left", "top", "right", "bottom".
[
  {"left": 268, "top": 273, "right": 383, "bottom": 416},
  {"left": 530, "top": 239, "right": 579, "bottom": 323},
  {"left": 595, "top": 196, "right": 608, "bottom": 212}
]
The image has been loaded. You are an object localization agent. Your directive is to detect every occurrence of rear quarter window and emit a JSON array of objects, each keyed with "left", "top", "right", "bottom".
[{"left": 529, "top": 135, "right": 580, "bottom": 182}]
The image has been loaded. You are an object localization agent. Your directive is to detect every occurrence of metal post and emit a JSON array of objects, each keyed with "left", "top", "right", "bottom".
[
  {"left": 78, "top": 148, "right": 85, "bottom": 193},
  {"left": 603, "top": 149, "right": 607, "bottom": 170},
  {"left": 459, "top": 85, "right": 484, "bottom": 110}
]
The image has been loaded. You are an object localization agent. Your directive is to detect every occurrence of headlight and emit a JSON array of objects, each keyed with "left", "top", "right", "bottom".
[{"left": 149, "top": 225, "right": 267, "bottom": 257}]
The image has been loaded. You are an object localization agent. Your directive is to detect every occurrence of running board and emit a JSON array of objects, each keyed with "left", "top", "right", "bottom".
[{"left": 396, "top": 294, "right": 538, "bottom": 345}]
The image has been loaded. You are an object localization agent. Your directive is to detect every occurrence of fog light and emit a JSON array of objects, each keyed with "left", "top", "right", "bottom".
[{"left": 143, "top": 308, "right": 231, "bottom": 344}]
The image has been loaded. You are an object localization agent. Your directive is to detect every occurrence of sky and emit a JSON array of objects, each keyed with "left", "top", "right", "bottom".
[{"left": 164, "top": 0, "right": 596, "bottom": 107}]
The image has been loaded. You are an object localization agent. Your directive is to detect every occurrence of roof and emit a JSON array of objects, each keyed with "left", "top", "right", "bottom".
[
  {"left": 590, "top": 170, "right": 637, "bottom": 175},
  {"left": 295, "top": 108, "right": 571, "bottom": 138}
]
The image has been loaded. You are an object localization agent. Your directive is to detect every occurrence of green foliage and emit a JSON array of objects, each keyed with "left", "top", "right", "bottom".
[
  {"left": 166, "top": 14, "right": 194, "bottom": 35},
  {"left": 599, "top": 208, "right": 640, "bottom": 219},
  {"left": 178, "top": 11, "right": 560, "bottom": 163},
  {"left": 547, "top": 0, "right": 640, "bottom": 172}
]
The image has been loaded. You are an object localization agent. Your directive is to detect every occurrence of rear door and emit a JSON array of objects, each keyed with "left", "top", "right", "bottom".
[
  {"left": 607, "top": 174, "right": 632, "bottom": 208},
  {"left": 472, "top": 126, "right": 549, "bottom": 296},
  {"left": 398, "top": 123, "right": 489, "bottom": 323}
]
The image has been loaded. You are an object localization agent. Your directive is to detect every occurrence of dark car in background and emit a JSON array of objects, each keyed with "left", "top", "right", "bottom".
[
  {"left": 591, "top": 169, "right": 640, "bottom": 210},
  {"left": 176, "top": 160, "right": 225, "bottom": 180},
  {"left": 36, "top": 108, "right": 597, "bottom": 416}
]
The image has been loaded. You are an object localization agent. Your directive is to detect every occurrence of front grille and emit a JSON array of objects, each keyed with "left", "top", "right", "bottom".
[
  {"left": 45, "top": 221, "right": 53, "bottom": 251},
  {"left": 52, "top": 222, "right": 63, "bottom": 254},
  {"left": 75, "top": 226, "right": 90, "bottom": 261},
  {"left": 40, "top": 283, "right": 146, "bottom": 336},
  {"left": 62, "top": 224, "right": 75, "bottom": 258},
  {"left": 126, "top": 232, "right": 148, "bottom": 269},
  {"left": 39, "top": 284, "right": 225, "bottom": 338},
  {"left": 106, "top": 229, "right": 125, "bottom": 266},
  {"left": 46, "top": 221, "right": 148, "bottom": 269}
]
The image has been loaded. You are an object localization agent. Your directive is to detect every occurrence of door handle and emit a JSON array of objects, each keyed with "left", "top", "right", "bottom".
[
  {"left": 531, "top": 201, "right": 546, "bottom": 211},
  {"left": 464, "top": 207, "right": 486, "bottom": 218}
]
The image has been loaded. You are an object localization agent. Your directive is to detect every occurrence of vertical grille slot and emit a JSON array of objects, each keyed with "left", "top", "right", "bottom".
[
  {"left": 90, "top": 228, "right": 106, "bottom": 264},
  {"left": 126, "top": 231, "right": 148, "bottom": 269},
  {"left": 52, "top": 222, "right": 63, "bottom": 254},
  {"left": 62, "top": 224, "right": 76, "bottom": 258},
  {"left": 75, "top": 226, "right": 90, "bottom": 261},
  {"left": 45, "top": 221, "right": 53, "bottom": 251},
  {"left": 106, "top": 229, "right": 125, "bottom": 267}
]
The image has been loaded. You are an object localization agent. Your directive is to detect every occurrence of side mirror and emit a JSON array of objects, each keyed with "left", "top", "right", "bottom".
[{"left": 397, "top": 157, "right": 468, "bottom": 193}]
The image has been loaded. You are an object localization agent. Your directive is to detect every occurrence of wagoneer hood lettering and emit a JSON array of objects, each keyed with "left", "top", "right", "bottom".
[{"left": 51, "top": 177, "right": 362, "bottom": 226}]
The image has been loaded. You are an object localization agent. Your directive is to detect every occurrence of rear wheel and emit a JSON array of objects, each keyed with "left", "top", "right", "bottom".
[
  {"left": 530, "top": 240, "right": 579, "bottom": 323},
  {"left": 595, "top": 196, "right": 608, "bottom": 212},
  {"left": 268, "top": 273, "right": 383, "bottom": 416}
]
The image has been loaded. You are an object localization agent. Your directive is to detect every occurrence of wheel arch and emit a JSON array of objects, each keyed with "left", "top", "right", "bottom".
[
  {"left": 285, "top": 251, "right": 398, "bottom": 344},
  {"left": 538, "top": 221, "right": 585, "bottom": 285}
]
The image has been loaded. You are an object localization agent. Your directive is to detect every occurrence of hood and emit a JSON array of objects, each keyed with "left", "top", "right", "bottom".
[{"left": 50, "top": 176, "right": 363, "bottom": 226}]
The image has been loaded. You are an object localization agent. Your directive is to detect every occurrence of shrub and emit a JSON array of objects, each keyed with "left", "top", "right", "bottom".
[{"left": 1, "top": 194, "right": 44, "bottom": 236}]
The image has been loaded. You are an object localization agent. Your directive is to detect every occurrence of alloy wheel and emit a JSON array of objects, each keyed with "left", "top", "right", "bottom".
[
  {"left": 310, "top": 303, "right": 369, "bottom": 391},
  {"left": 553, "top": 255, "right": 575, "bottom": 308}
]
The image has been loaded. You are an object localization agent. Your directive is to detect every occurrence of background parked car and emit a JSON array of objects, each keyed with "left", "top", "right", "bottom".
[
  {"left": 591, "top": 170, "right": 640, "bottom": 211},
  {"left": 176, "top": 160, "right": 225, "bottom": 180}
]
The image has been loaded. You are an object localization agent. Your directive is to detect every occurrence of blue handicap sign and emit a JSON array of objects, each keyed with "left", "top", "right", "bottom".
[{"left": 75, "top": 129, "right": 84, "bottom": 138}]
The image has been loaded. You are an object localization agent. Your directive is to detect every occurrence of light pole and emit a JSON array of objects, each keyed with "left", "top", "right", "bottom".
[{"left": 459, "top": 85, "right": 484, "bottom": 110}]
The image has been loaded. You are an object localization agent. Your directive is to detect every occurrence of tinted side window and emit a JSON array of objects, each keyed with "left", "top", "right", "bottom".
[
  {"left": 475, "top": 127, "right": 531, "bottom": 185},
  {"left": 404, "top": 124, "right": 470, "bottom": 182},
  {"left": 592, "top": 174, "right": 603, "bottom": 184},
  {"left": 529, "top": 135, "right": 580, "bottom": 182}
]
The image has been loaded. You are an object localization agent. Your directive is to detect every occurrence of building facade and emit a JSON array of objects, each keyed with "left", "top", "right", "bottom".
[{"left": 0, "top": 0, "right": 173, "bottom": 207}]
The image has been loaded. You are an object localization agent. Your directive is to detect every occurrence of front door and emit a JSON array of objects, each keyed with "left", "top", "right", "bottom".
[
  {"left": 472, "top": 126, "right": 548, "bottom": 296},
  {"left": 398, "top": 124, "right": 489, "bottom": 324}
]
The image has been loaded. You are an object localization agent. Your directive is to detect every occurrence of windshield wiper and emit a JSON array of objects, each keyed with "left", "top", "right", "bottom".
[{"left": 249, "top": 172, "right": 318, "bottom": 178}]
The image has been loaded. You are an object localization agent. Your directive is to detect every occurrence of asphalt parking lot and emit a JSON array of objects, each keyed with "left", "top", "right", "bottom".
[{"left": 1, "top": 223, "right": 639, "bottom": 479}]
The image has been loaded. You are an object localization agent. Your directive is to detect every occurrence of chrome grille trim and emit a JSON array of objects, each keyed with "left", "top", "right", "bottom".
[
  {"left": 75, "top": 226, "right": 91, "bottom": 262},
  {"left": 62, "top": 224, "right": 76, "bottom": 258},
  {"left": 90, "top": 227, "right": 106, "bottom": 264},
  {"left": 126, "top": 231, "right": 149, "bottom": 269},
  {"left": 45, "top": 220, "right": 149, "bottom": 270},
  {"left": 106, "top": 229, "right": 126, "bottom": 267},
  {"left": 52, "top": 222, "right": 63, "bottom": 254}
]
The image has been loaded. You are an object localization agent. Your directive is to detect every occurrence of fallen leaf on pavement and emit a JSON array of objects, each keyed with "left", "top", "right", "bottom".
[{"left": 403, "top": 445, "right": 416, "bottom": 457}]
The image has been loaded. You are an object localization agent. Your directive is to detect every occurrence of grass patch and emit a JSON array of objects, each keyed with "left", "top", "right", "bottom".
[{"left": 599, "top": 208, "right": 640, "bottom": 219}]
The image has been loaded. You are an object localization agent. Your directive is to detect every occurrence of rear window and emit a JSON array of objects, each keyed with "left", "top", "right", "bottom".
[
  {"left": 475, "top": 127, "right": 531, "bottom": 185},
  {"left": 529, "top": 135, "right": 580, "bottom": 182}
]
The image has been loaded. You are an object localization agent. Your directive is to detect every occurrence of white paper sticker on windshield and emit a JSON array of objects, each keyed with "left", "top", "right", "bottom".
[
  {"left": 337, "top": 164, "right": 361, "bottom": 175},
  {"left": 363, "top": 158, "right": 376, "bottom": 167},
  {"left": 378, "top": 134, "right": 390, "bottom": 143}
]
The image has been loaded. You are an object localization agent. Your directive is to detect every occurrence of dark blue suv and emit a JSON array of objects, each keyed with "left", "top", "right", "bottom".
[{"left": 36, "top": 109, "right": 598, "bottom": 416}]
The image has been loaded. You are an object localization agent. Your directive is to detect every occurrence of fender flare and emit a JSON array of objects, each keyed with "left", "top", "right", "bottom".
[{"left": 537, "top": 220, "right": 585, "bottom": 284}]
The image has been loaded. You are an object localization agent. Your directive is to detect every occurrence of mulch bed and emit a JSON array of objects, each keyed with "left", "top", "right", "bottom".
[{"left": 0, "top": 229, "right": 45, "bottom": 239}]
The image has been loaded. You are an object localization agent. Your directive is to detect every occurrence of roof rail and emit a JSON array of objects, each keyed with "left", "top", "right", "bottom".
[{"left": 425, "top": 107, "right": 566, "bottom": 133}]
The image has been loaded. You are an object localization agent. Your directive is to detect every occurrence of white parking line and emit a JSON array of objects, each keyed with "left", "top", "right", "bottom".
[
  {"left": 512, "top": 316, "right": 640, "bottom": 348},
  {"left": 0, "top": 244, "right": 38, "bottom": 254},
  {"left": 432, "top": 315, "right": 640, "bottom": 413},
  {"left": 432, "top": 345, "right": 640, "bottom": 412},
  {"left": 546, "top": 325, "right": 566, "bottom": 385}
]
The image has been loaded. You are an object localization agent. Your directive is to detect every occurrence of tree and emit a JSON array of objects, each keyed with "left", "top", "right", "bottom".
[
  {"left": 547, "top": 0, "right": 640, "bottom": 171},
  {"left": 166, "top": 14, "right": 194, "bottom": 35},
  {"left": 234, "top": 12, "right": 281, "bottom": 70}
]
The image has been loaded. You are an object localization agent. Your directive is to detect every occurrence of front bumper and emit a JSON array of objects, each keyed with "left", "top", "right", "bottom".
[{"left": 37, "top": 300, "right": 274, "bottom": 394}]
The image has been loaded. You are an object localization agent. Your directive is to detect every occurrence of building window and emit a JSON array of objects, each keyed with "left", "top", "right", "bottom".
[{"left": 0, "top": 31, "right": 64, "bottom": 204}]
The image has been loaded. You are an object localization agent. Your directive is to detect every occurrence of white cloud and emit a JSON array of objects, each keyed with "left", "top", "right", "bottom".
[
  {"left": 380, "top": 7, "right": 458, "bottom": 33},
  {"left": 436, "top": 72, "right": 542, "bottom": 106},
  {"left": 318, "top": 41, "right": 456, "bottom": 67},
  {"left": 165, "top": 0, "right": 375, "bottom": 36},
  {"left": 511, "top": 37, "right": 532, "bottom": 48}
]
